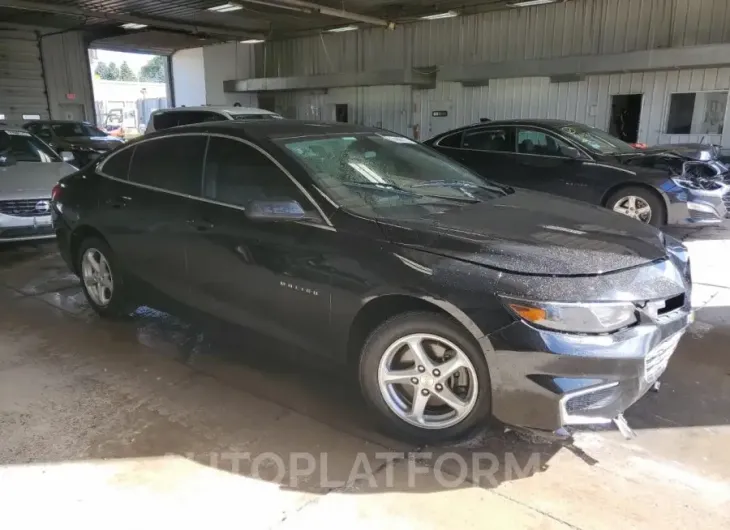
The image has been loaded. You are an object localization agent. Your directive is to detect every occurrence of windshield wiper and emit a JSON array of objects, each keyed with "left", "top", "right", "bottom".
[
  {"left": 344, "top": 180, "right": 480, "bottom": 203},
  {"left": 410, "top": 179, "right": 510, "bottom": 196}
]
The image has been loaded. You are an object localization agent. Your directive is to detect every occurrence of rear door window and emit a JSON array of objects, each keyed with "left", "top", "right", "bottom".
[
  {"left": 128, "top": 135, "right": 207, "bottom": 196},
  {"left": 101, "top": 147, "right": 134, "bottom": 179},
  {"left": 463, "top": 128, "right": 515, "bottom": 152},
  {"left": 437, "top": 132, "right": 463, "bottom": 148},
  {"left": 152, "top": 112, "right": 178, "bottom": 131}
]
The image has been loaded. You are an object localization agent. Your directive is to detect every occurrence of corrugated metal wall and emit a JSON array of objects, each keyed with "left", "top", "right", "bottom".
[
  {"left": 0, "top": 27, "right": 49, "bottom": 126},
  {"left": 257, "top": 0, "right": 730, "bottom": 75},
  {"left": 204, "top": 0, "right": 730, "bottom": 145},
  {"left": 39, "top": 31, "right": 95, "bottom": 123}
]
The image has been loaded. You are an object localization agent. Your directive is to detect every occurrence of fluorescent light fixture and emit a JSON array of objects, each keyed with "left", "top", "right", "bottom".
[
  {"left": 120, "top": 23, "right": 148, "bottom": 30},
  {"left": 240, "top": 39, "right": 264, "bottom": 44},
  {"left": 327, "top": 25, "right": 358, "bottom": 33},
  {"left": 208, "top": 3, "right": 243, "bottom": 12},
  {"left": 509, "top": 0, "right": 557, "bottom": 7},
  {"left": 420, "top": 10, "right": 458, "bottom": 20}
]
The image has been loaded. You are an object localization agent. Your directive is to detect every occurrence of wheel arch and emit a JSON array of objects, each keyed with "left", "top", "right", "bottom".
[
  {"left": 346, "top": 293, "right": 489, "bottom": 367},
  {"left": 69, "top": 225, "right": 109, "bottom": 274},
  {"left": 601, "top": 181, "right": 669, "bottom": 223}
]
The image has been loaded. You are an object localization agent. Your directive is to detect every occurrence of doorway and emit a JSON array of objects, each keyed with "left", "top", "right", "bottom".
[
  {"left": 335, "top": 104, "right": 349, "bottom": 123},
  {"left": 426, "top": 100, "right": 454, "bottom": 140},
  {"left": 609, "top": 94, "right": 642, "bottom": 143}
]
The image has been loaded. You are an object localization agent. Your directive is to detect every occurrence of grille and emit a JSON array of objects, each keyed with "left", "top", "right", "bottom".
[
  {"left": 723, "top": 192, "right": 730, "bottom": 218},
  {"left": 0, "top": 198, "right": 51, "bottom": 218},
  {"left": 644, "top": 333, "right": 682, "bottom": 383},
  {"left": 564, "top": 386, "right": 618, "bottom": 414}
]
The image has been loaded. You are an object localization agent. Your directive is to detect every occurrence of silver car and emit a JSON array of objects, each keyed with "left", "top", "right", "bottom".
[{"left": 0, "top": 127, "right": 77, "bottom": 242}]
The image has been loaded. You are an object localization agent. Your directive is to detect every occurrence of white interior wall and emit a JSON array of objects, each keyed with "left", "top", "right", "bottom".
[
  {"left": 202, "top": 42, "right": 257, "bottom": 107},
  {"left": 171, "top": 48, "right": 207, "bottom": 107}
]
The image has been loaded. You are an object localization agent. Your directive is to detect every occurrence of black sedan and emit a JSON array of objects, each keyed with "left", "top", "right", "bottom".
[
  {"left": 51, "top": 120, "right": 692, "bottom": 443},
  {"left": 23, "top": 120, "right": 123, "bottom": 167},
  {"left": 426, "top": 119, "right": 728, "bottom": 226}
]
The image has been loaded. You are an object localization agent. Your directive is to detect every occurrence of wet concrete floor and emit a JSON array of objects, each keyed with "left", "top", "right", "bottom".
[{"left": 0, "top": 225, "right": 729, "bottom": 529}]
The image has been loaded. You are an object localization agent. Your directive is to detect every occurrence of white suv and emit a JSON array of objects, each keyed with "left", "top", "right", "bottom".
[{"left": 145, "top": 106, "right": 283, "bottom": 134}]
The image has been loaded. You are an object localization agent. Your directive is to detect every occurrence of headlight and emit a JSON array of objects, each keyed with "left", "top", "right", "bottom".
[{"left": 501, "top": 296, "right": 637, "bottom": 334}]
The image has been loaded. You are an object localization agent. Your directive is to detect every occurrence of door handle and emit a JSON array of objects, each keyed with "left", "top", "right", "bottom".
[
  {"left": 107, "top": 196, "right": 131, "bottom": 208},
  {"left": 187, "top": 218, "right": 215, "bottom": 231}
]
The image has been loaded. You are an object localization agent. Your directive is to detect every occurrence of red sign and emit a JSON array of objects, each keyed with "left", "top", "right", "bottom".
[{"left": 66, "top": 93, "right": 76, "bottom": 100}]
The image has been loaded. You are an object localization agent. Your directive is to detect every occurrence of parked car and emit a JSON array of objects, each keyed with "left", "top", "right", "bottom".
[
  {"left": 51, "top": 120, "right": 692, "bottom": 443},
  {"left": 145, "top": 106, "right": 284, "bottom": 134},
  {"left": 426, "top": 119, "right": 729, "bottom": 226},
  {"left": 23, "top": 120, "right": 124, "bottom": 167},
  {"left": 0, "top": 127, "right": 77, "bottom": 242}
]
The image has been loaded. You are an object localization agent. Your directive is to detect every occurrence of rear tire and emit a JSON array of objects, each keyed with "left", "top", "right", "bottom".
[
  {"left": 77, "top": 237, "right": 134, "bottom": 318},
  {"left": 359, "top": 311, "right": 492, "bottom": 444},
  {"left": 605, "top": 186, "right": 665, "bottom": 227}
]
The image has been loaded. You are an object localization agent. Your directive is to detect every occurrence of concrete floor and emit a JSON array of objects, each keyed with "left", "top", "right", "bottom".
[{"left": 0, "top": 225, "right": 729, "bottom": 529}]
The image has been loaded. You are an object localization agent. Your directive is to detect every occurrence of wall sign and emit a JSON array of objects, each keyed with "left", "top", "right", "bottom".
[{"left": 432, "top": 110, "right": 448, "bottom": 117}]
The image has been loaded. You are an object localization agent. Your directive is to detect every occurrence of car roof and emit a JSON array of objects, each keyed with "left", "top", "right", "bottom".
[
  {"left": 430, "top": 119, "right": 581, "bottom": 138},
  {"left": 153, "top": 106, "right": 279, "bottom": 116},
  {"left": 146, "top": 119, "right": 385, "bottom": 141}
]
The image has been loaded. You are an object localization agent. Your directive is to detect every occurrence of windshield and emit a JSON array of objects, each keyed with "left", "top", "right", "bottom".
[
  {"left": 0, "top": 130, "right": 60, "bottom": 163},
  {"left": 232, "top": 113, "right": 283, "bottom": 121},
  {"left": 51, "top": 122, "right": 107, "bottom": 138},
  {"left": 277, "top": 132, "right": 509, "bottom": 217},
  {"left": 559, "top": 124, "right": 636, "bottom": 155}
]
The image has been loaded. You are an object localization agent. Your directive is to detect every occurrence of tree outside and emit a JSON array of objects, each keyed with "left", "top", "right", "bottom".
[
  {"left": 139, "top": 56, "right": 167, "bottom": 83},
  {"left": 119, "top": 61, "right": 138, "bottom": 82}
]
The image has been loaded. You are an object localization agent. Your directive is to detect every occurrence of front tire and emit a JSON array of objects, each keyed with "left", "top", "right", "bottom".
[
  {"left": 606, "top": 186, "right": 665, "bottom": 227},
  {"left": 77, "top": 237, "right": 133, "bottom": 318},
  {"left": 359, "top": 312, "right": 492, "bottom": 444}
]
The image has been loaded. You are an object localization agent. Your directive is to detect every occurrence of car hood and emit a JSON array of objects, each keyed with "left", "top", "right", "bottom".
[
  {"left": 61, "top": 136, "right": 122, "bottom": 150},
  {"left": 376, "top": 190, "right": 667, "bottom": 276},
  {"left": 0, "top": 162, "right": 77, "bottom": 200}
]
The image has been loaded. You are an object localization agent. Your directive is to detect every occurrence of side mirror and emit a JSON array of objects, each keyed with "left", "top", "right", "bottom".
[
  {"left": 60, "top": 151, "right": 75, "bottom": 163},
  {"left": 0, "top": 153, "right": 17, "bottom": 167},
  {"left": 245, "top": 200, "right": 307, "bottom": 222},
  {"left": 561, "top": 146, "right": 583, "bottom": 160}
]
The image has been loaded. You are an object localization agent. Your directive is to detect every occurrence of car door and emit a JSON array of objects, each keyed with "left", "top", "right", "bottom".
[
  {"left": 438, "top": 126, "right": 520, "bottom": 188},
  {"left": 94, "top": 134, "right": 207, "bottom": 306},
  {"left": 185, "top": 134, "right": 333, "bottom": 356},
  {"left": 511, "top": 127, "right": 594, "bottom": 200}
]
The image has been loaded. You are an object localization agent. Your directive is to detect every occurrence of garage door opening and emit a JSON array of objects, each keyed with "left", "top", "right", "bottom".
[
  {"left": 609, "top": 94, "right": 643, "bottom": 144},
  {"left": 88, "top": 48, "right": 170, "bottom": 140}
]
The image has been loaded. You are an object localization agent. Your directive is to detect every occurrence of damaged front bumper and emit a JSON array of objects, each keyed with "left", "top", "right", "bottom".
[{"left": 483, "top": 248, "right": 692, "bottom": 440}]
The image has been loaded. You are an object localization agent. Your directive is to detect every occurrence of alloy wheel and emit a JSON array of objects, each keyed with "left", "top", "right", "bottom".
[
  {"left": 377, "top": 333, "right": 479, "bottom": 430},
  {"left": 613, "top": 195, "right": 652, "bottom": 223},
  {"left": 81, "top": 248, "right": 114, "bottom": 307}
]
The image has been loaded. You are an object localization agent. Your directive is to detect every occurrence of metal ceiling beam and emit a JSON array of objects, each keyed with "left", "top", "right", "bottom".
[
  {"left": 440, "top": 44, "right": 730, "bottom": 83},
  {"left": 238, "top": 0, "right": 395, "bottom": 28},
  {"left": 0, "top": 0, "right": 264, "bottom": 39}
]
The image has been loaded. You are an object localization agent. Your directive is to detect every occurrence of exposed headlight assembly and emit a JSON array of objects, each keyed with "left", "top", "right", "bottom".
[{"left": 501, "top": 296, "right": 638, "bottom": 334}]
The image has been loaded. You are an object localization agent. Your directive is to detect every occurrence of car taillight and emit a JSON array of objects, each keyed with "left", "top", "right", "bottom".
[{"left": 51, "top": 184, "right": 62, "bottom": 201}]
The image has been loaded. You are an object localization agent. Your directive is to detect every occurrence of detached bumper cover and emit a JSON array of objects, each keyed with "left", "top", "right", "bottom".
[{"left": 665, "top": 185, "right": 728, "bottom": 225}]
